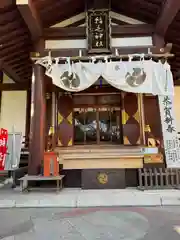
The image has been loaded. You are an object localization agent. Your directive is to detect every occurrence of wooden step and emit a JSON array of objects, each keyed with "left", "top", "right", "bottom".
[
  {"left": 56, "top": 146, "right": 142, "bottom": 155},
  {"left": 59, "top": 153, "right": 143, "bottom": 161}
]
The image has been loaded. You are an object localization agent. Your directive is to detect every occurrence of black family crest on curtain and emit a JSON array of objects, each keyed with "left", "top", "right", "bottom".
[
  {"left": 87, "top": 9, "right": 111, "bottom": 53},
  {"left": 125, "top": 68, "right": 147, "bottom": 87}
]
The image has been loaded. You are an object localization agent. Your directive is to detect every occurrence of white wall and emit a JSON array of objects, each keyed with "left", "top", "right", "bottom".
[
  {"left": 0, "top": 74, "right": 27, "bottom": 136},
  {"left": 45, "top": 37, "right": 153, "bottom": 49}
]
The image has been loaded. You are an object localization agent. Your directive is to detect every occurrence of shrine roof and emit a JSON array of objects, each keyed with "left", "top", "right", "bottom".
[{"left": 0, "top": 0, "right": 180, "bottom": 83}]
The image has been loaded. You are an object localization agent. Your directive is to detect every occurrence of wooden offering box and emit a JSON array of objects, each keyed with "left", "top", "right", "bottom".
[{"left": 44, "top": 151, "right": 59, "bottom": 177}]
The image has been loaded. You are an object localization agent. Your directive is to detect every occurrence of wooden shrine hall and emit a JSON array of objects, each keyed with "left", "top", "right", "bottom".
[{"left": 1, "top": 0, "right": 180, "bottom": 189}]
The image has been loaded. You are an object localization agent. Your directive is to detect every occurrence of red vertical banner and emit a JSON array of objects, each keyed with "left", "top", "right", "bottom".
[{"left": 0, "top": 128, "right": 8, "bottom": 171}]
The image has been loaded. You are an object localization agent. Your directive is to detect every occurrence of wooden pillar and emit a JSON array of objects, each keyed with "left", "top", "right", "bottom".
[
  {"left": 51, "top": 92, "right": 56, "bottom": 149},
  {"left": 45, "top": 92, "right": 52, "bottom": 150},
  {"left": 138, "top": 93, "right": 146, "bottom": 145},
  {"left": 28, "top": 63, "right": 46, "bottom": 175}
]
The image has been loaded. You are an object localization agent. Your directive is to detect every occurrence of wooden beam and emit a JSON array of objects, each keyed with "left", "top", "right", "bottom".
[
  {"left": 0, "top": 29, "right": 29, "bottom": 45},
  {"left": 155, "top": 0, "right": 180, "bottom": 37},
  {"left": 0, "top": 9, "right": 19, "bottom": 24},
  {"left": 1, "top": 51, "right": 29, "bottom": 62},
  {"left": 1, "top": 21, "right": 20, "bottom": 35},
  {"left": 41, "top": 0, "right": 74, "bottom": 15},
  {"left": 112, "top": 24, "right": 154, "bottom": 37},
  {"left": 51, "top": 12, "right": 85, "bottom": 28},
  {"left": 17, "top": 0, "right": 43, "bottom": 41},
  {"left": 7, "top": 56, "right": 31, "bottom": 66},
  {"left": 31, "top": 44, "right": 172, "bottom": 59},
  {"left": 44, "top": 27, "right": 85, "bottom": 39},
  {"left": 0, "top": 61, "right": 22, "bottom": 83},
  {"left": 1, "top": 36, "right": 30, "bottom": 51},
  {"left": 0, "top": 42, "right": 31, "bottom": 58},
  {"left": 43, "top": 24, "right": 154, "bottom": 39},
  {"left": 86, "top": 0, "right": 110, "bottom": 9},
  {"left": 0, "top": 0, "right": 14, "bottom": 8}
]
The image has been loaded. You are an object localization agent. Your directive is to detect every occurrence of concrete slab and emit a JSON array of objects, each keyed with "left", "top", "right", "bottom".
[
  {"left": 77, "top": 191, "right": 134, "bottom": 207},
  {"left": 131, "top": 193, "right": 162, "bottom": 206},
  {"left": 0, "top": 199, "right": 15, "bottom": 208},
  {"left": 38, "top": 195, "right": 77, "bottom": 208},
  {"left": 161, "top": 196, "right": 180, "bottom": 206},
  {"left": 0, "top": 189, "right": 179, "bottom": 208},
  {"left": 15, "top": 199, "right": 40, "bottom": 208}
]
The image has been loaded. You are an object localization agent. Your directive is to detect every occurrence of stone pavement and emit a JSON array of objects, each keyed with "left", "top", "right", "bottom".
[
  {"left": 0, "top": 188, "right": 180, "bottom": 208},
  {"left": 0, "top": 206, "right": 180, "bottom": 239}
]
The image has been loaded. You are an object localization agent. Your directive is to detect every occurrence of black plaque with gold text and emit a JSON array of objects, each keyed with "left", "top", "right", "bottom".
[{"left": 87, "top": 9, "right": 110, "bottom": 53}]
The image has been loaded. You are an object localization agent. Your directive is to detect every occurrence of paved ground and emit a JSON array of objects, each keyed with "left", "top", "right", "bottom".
[
  {"left": 0, "top": 188, "right": 180, "bottom": 207},
  {"left": 0, "top": 206, "right": 180, "bottom": 239}
]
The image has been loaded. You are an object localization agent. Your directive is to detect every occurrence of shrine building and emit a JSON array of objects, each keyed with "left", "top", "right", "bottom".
[{"left": 1, "top": 0, "right": 180, "bottom": 189}]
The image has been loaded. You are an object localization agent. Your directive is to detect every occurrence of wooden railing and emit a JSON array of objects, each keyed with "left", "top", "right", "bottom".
[{"left": 138, "top": 168, "right": 180, "bottom": 190}]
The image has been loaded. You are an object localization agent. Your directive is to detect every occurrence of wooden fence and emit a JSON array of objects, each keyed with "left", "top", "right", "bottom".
[{"left": 138, "top": 168, "right": 180, "bottom": 190}]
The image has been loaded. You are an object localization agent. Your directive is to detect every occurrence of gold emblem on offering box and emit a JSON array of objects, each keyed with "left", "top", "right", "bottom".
[{"left": 97, "top": 173, "right": 108, "bottom": 184}]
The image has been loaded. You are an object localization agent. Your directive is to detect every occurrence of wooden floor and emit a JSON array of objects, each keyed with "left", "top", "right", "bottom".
[{"left": 56, "top": 145, "right": 144, "bottom": 169}]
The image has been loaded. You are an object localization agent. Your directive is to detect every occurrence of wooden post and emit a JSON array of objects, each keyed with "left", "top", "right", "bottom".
[
  {"left": 51, "top": 92, "right": 56, "bottom": 149},
  {"left": 138, "top": 93, "right": 146, "bottom": 145},
  {"left": 28, "top": 63, "right": 46, "bottom": 175}
]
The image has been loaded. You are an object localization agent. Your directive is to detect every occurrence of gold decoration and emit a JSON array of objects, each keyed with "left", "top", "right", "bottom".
[
  {"left": 67, "top": 113, "right": 73, "bottom": 124},
  {"left": 97, "top": 173, "right": 108, "bottom": 184},
  {"left": 123, "top": 136, "right": 130, "bottom": 145},
  {"left": 48, "top": 126, "right": 54, "bottom": 136},
  {"left": 46, "top": 93, "right": 51, "bottom": 100},
  {"left": 133, "top": 111, "right": 140, "bottom": 122},
  {"left": 122, "top": 110, "right": 129, "bottom": 125},
  {"left": 148, "top": 138, "right": 156, "bottom": 147},
  {"left": 58, "top": 112, "right": 63, "bottom": 125},
  {"left": 145, "top": 125, "right": 151, "bottom": 132},
  {"left": 58, "top": 138, "right": 62, "bottom": 146},
  {"left": 137, "top": 137, "right": 141, "bottom": 145},
  {"left": 144, "top": 154, "right": 163, "bottom": 163},
  {"left": 68, "top": 138, "right": 72, "bottom": 146}
]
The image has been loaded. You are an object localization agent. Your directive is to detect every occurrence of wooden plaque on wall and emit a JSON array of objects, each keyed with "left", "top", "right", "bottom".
[{"left": 87, "top": 9, "right": 111, "bottom": 53}]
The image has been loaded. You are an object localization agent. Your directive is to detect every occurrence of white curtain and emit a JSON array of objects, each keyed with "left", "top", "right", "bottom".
[{"left": 36, "top": 57, "right": 173, "bottom": 96}]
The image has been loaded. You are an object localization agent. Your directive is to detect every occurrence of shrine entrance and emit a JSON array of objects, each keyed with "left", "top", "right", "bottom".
[{"left": 73, "top": 92, "right": 123, "bottom": 145}]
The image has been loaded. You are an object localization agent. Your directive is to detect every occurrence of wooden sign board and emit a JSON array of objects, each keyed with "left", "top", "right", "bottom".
[{"left": 87, "top": 9, "right": 111, "bottom": 53}]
